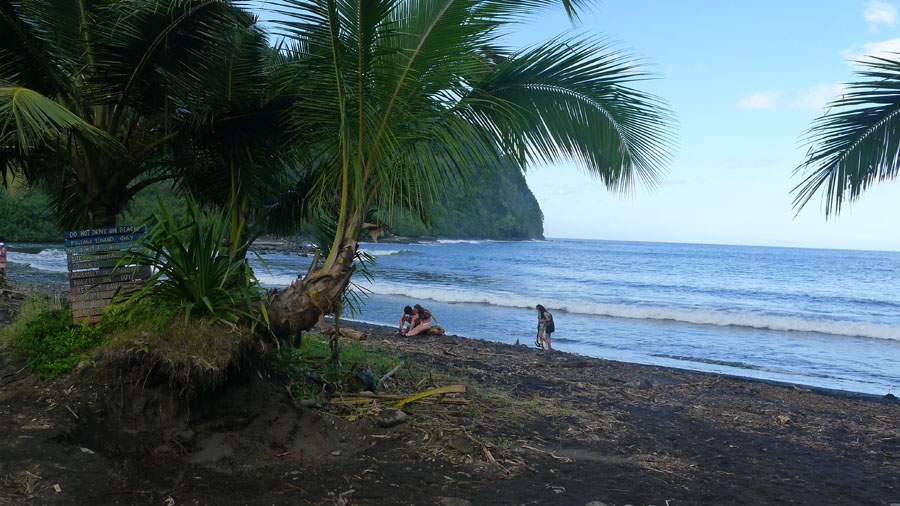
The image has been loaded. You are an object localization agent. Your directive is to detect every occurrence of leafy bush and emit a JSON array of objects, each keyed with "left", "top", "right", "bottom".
[
  {"left": 121, "top": 196, "right": 267, "bottom": 326},
  {"left": 269, "top": 333, "right": 399, "bottom": 400},
  {"left": 6, "top": 304, "right": 105, "bottom": 378}
]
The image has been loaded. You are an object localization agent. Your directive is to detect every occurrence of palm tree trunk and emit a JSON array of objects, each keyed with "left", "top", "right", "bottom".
[
  {"left": 265, "top": 214, "right": 361, "bottom": 339},
  {"left": 89, "top": 201, "right": 117, "bottom": 227}
]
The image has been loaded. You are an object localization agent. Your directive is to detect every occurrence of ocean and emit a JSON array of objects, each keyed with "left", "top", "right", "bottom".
[{"left": 6, "top": 239, "right": 900, "bottom": 395}]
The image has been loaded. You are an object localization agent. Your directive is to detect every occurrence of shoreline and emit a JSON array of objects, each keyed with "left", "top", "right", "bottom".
[
  {"left": 4, "top": 274, "right": 896, "bottom": 398},
  {"left": 1, "top": 293, "right": 899, "bottom": 504},
  {"left": 345, "top": 319, "right": 899, "bottom": 403}
]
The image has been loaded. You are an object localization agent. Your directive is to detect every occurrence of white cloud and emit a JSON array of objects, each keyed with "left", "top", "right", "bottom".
[
  {"left": 842, "top": 37, "right": 900, "bottom": 63},
  {"left": 864, "top": 0, "right": 897, "bottom": 31},
  {"left": 736, "top": 89, "right": 783, "bottom": 110},
  {"left": 791, "top": 83, "right": 848, "bottom": 111}
]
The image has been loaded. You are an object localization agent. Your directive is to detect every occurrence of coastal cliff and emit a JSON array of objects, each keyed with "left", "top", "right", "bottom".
[{"left": 388, "top": 161, "right": 545, "bottom": 240}]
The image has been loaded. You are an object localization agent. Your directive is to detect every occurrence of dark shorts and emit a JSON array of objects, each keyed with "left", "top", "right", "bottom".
[{"left": 545, "top": 322, "right": 554, "bottom": 334}]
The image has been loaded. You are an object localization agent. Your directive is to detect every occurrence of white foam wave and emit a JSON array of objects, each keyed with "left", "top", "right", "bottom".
[
  {"left": 359, "top": 249, "right": 409, "bottom": 257},
  {"left": 254, "top": 272, "right": 300, "bottom": 287},
  {"left": 360, "top": 281, "right": 900, "bottom": 341},
  {"left": 435, "top": 239, "right": 487, "bottom": 244},
  {"left": 7, "top": 248, "right": 69, "bottom": 273}
]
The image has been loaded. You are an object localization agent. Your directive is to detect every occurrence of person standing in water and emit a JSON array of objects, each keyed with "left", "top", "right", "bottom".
[{"left": 536, "top": 304, "right": 554, "bottom": 350}]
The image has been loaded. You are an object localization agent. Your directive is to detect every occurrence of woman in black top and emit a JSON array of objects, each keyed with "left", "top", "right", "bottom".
[{"left": 536, "top": 304, "right": 554, "bottom": 350}]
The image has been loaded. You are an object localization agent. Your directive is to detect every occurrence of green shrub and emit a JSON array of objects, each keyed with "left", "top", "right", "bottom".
[
  {"left": 269, "top": 334, "right": 400, "bottom": 400},
  {"left": 7, "top": 306, "right": 105, "bottom": 378},
  {"left": 120, "top": 196, "right": 267, "bottom": 326}
]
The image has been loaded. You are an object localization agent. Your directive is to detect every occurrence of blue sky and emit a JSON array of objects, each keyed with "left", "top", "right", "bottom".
[{"left": 505, "top": 1, "right": 900, "bottom": 251}]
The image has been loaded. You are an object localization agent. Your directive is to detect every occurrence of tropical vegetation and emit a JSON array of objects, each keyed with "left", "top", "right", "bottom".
[
  {"left": 261, "top": 0, "right": 674, "bottom": 337},
  {"left": 1, "top": 0, "right": 675, "bottom": 345},
  {"left": 0, "top": 187, "right": 58, "bottom": 242},
  {"left": 796, "top": 56, "right": 900, "bottom": 216}
]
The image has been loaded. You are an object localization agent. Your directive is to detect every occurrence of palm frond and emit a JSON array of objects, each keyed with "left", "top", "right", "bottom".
[
  {"left": 795, "top": 55, "right": 900, "bottom": 217},
  {"left": 468, "top": 37, "right": 675, "bottom": 193},
  {"left": 0, "top": 85, "right": 121, "bottom": 154}
]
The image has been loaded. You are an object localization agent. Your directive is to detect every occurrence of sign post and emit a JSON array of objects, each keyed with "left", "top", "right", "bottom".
[{"left": 64, "top": 226, "right": 149, "bottom": 324}]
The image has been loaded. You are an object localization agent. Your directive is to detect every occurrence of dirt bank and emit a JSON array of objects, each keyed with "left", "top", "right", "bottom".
[{"left": 1, "top": 318, "right": 898, "bottom": 505}]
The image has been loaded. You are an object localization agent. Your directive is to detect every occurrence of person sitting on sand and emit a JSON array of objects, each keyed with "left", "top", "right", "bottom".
[
  {"left": 405, "top": 304, "right": 439, "bottom": 336},
  {"left": 536, "top": 304, "right": 554, "bottom": 350},
  {"left": 398, "top": 305, "right": 415, "bottom": 335}
]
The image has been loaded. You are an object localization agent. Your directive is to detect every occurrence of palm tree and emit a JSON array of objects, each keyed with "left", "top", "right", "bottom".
[
  {"left": 795, "top": 56, "right": 900, "bottom": 217},
  {"left": 0, "top": 0, "right": 258, "bottom": 228},
  {"left": 262, "top": 0, "right": 675, "bottom": 338}
]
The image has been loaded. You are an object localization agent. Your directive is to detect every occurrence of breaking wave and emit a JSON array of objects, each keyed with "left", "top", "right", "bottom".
[{"left": 358, "top": 281, "right": 900, "bottom": 341}]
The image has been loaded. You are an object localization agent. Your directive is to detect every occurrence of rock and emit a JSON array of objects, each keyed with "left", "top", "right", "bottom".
[
  {"left": 376, "top": 408, "right": 408, "bottom": 428},
  {"left": 637, "top": 379, "right": 653, "bottom": 390},
  {"left": 884, "top": 393, "right": 897, "bottom": 401},
  {"left": 439, "top": 498, "right": 472, "bottom": 506},
  {"left": 331, "top": 450, "right": 341, "bottom": 456},
  {"left": 448, "top": 435, "right": 473, "bottom": 454},
  {"left": 585, "top": 502, "right": 608, "bottom": 506},
  {"left": 299, "top": 399, "right": 322, "bottom": 408},
  {"left": 178, "top": 429, "right": 195, "bottom": 443}
]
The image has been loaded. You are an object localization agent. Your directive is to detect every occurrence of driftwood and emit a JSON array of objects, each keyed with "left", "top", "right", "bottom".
[{"left": 317, "top": 326, "right": 367, "bottom": 340}]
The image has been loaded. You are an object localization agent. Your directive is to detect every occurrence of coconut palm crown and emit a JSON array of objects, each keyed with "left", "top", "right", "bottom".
[
  {"left": 262, "top": 0, "right": 676, "bottom": 337},
  {"left": 0, "top": 0, "right": 260, "bottom": 228}
]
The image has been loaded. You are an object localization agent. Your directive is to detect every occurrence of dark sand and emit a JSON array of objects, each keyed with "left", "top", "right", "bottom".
[{"left": 1, "top": 302, "right": 898, "bottom": 505}]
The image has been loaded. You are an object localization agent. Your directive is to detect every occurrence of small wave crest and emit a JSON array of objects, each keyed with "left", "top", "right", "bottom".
[
  {"left": 359, "top": 248, "right": 414, "bottom": 257},
  {"left": 435, "top": 239, "right": 487, "bottom": 244},
  {"left": 254, "top": 272, "right": 299, "bottom": 287},
  {"left": 7, "top": 248, "right": 69, "bottom": 273},
  {"left": 359, "top": 281, "right": 900, "bottom": 341}
]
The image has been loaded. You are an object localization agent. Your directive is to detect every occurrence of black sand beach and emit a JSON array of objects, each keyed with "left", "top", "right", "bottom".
[{"left": 1, "top": 290, "right": 898, "bottom": 506}]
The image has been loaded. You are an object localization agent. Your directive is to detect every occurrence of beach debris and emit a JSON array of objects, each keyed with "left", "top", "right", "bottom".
[
  {"left": 550, "top": 486, "right": 566, "bottom": 494},
  {"left": 79, "top": 447, "right": 95, "bottom": 455},
  {"left": 319, "top": 326, "right": 367, "bottom": 340},
  {"left": 377, "top": 363, "right": 404, "bottom": 387},
  {"left": 394, "top": 384, "right": 466, "bottom": 407},
  {"left": 164, "top": 498, "right": 175, "bottom": 506},
  {"left": 375, "top": 408, "right": 408, "bottom": 428},
  {"left": 776, "top": 415, "right": 792, "bottom": 425},
  {"left": 585, "top": 502, "right": 609, "bottom": 506},
  {"left": 792, "top": 385, "right": 812, "bottom": 393},
  {"left": 53, "top": 483, "right": 61, "bottom": 493},
  {"left": 439, "top": 498, "right": 472, "bottom": 506},
  {"left": 448, "top": 435, "right": 473, "bottom": 454},
  {"left": 331, "top": 392, "right": 469, "bottom": 406},
  {"left": 331, "top": 450, "right": 341, "bottom": 456}
]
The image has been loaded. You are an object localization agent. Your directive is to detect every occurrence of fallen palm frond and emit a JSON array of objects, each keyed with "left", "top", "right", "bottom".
[
  {"left": 394, "top": 385, "right": 466, "bottom": 407},
  {"left": 330, "top": 387, "right": 469, "bottom": 407}
]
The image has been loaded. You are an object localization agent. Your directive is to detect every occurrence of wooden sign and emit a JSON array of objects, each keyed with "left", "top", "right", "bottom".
[
  {"left": 64, "top": 226, "right": 145, "bottom": 239},
  {"left": 65, "top": 226, "right": 150, "bottom": 324}
]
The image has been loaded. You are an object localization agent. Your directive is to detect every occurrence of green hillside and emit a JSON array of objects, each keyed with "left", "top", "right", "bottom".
[
  {"left": 0, "top": 164, "right": 543, "bottom": 242},
  {"left": 389, "top": 162, "right": 544, "bottom": 240}
]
